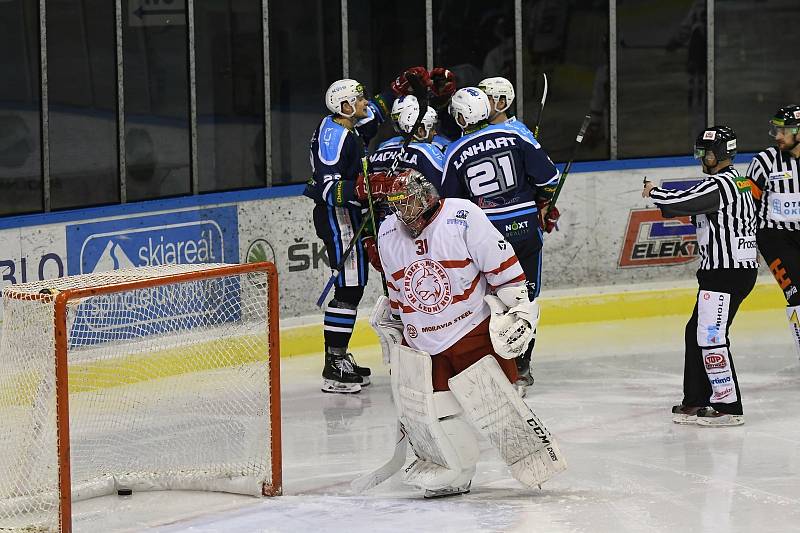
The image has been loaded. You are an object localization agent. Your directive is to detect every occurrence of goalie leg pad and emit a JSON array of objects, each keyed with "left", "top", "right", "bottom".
[
  {"left": 391, "top": 345, "right": 478, "bottom": 491},
  {"left": 449, "top": 355, "right": 566, "bottom": 488}
]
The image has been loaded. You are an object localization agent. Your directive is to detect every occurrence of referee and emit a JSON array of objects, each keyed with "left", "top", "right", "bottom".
[
  {"left": 643, "top": 126, "right": 757, "bottom": 427},
  {"left": 746, "top": 104, "right": 800, "bottom": 360}
]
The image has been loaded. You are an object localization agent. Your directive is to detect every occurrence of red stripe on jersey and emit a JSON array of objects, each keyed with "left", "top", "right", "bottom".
[
  {"left": 486, "top": 255, "right": 520, "bottom": 275},
  {"left": 387, "top": 281, "right": 399, "bottom": 292},
  {"left": 488, "top": 271, "right": 526, "bottom": 288},
  {"left": 439, "top": 259, "right": 473, "bottom": 268},
  {"left": 391, "top": 268, "right": 406, "bottom": 281},
  {"left": 452, "top": 273, "right": 481, "bottom": 303}
]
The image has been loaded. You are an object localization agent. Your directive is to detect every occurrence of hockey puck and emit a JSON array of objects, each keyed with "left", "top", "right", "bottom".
[{"left": 117, "top": 488, "right": 132, "bottom": 496}]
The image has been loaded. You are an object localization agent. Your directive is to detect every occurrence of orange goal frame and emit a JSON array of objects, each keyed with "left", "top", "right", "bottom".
[{"left": 39, "top": 262, "right": 282, "bottom": 533}]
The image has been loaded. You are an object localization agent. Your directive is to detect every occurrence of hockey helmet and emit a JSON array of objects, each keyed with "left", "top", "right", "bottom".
[
  {"left": 390, "top": 95, "right": 420, "bottom": 132},
  {"left": 478, "top": 77, "right": 515, "bottom": 114},
  {"left": 769, "top": 104, "right": 800, "bottom": 136},
  {"left": 449, "top": 87, "right": 491, "bottom": 130},
  {"left": 694, "top": 126, "right": 737, "bottom": 166},
  {"left": 386, "top": 169, "right": 440, "bottom": 237},
  {"left": 398, "top": 105, "right": 437, "bottom": 141},
  {"left": 325, "top": 79, "right": 366, "bottom": 118}
]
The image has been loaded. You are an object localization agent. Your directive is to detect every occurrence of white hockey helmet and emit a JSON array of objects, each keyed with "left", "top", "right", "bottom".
[
  {"left": 449, "top": 87, "right": 491, "bottom": 130},
  {"left": 390, "top": 95, "right": 419, "bottom": 132},
  {"left": 325, "top": 78, "right": 366, "bottom": 118},
  {"left": 398, "top": 105, "right": 437, "bottom": 141},
  {"left": 478, "top": 77, "right": 515, "bottom": 114},
  {"left": 386, "top": 169, "right": 441, "bottom": 237}
]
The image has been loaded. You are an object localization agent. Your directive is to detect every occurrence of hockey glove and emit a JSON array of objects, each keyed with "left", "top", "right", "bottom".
[
  {"left": 355, "top": 172, "right": 397, "bottom": 202},
  {"left": 362, "top": 236, "right": 383, "bottom": 273},
  {"left": 430, "top": 67, "right": 457, "bottom": 105},
  {"left": 536, "top": 200, "right": 560, "bottom": 233},
  {"left": 391, "top": 66, "right": 431, "bottom": 97},
  {"left": 484, "top": 285, "right": 539, "bottom": 359}
]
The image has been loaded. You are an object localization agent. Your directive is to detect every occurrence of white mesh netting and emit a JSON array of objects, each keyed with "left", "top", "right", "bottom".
[{"left": 0, "top": 263, "right": 277, "bottom": 531}]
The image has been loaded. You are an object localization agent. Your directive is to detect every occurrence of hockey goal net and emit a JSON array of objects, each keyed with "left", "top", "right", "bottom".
[{"left": 0, "top": 262, "right": 281, "bottom": 532}]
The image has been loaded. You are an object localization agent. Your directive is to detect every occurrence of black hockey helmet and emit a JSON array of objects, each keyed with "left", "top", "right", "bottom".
[
  {"left": 769, "top": 104, "right": 800, "bottom": 135},
  {"left": 694, "top": 126, "right": 737, "bottom": 163}
]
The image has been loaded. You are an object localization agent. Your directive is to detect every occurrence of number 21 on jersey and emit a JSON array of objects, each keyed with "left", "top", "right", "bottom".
[{"left": 466, "top": 153, "right": 516, "bottom": 196}]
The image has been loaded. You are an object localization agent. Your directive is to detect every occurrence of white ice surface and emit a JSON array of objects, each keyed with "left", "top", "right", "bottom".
[{"left": 72, "top": 308, "right": 800, "bottom": 533}]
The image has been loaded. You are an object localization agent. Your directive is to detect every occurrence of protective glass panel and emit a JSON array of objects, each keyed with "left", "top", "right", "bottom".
[
  {"left": 195, "top": 0, "right": 265, "bottom": 192},
  {"left": 122, "top": 1, "right": 191, "bottom": 201},
  {"left": 0, "top": 1, "right": 42, "bottom": 215},
  {"left": 269, "top": 0, "right": 342, "bottom": 185},
  {"left": 48, "top": 0, "right": 119, "bottom": 210},
  {"left": 348, "top": 0, "right": 426, "bottom": 149},
  {"left": 522, "top": 0, "right": 609, "bottom": 162},
  {"left": 617, "top": 0, "right": 704, "bottom": 158},
  {"left": 715, "top": 2, "right": 800, "bottom": 153}
]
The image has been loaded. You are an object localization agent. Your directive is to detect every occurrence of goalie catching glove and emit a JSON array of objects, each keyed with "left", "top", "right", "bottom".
[{"left": 484, "top": 285, "right": 539, "bottom": 359}]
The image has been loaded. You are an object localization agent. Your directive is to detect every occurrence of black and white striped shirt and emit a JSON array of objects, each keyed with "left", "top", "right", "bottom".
[
  {"left": 649, "top": 166, "right": 757, "bottom": 270},
  {"left": 746, "top": 147, "right": 800, "bottom": 231}
]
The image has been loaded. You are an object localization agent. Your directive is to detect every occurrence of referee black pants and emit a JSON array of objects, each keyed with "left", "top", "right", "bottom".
[
  {"left": 757, "top": 228, "right": 800, "bottom": 305},
  {"left": 683, "top": 268, "right": 757, "bottom": 415}
]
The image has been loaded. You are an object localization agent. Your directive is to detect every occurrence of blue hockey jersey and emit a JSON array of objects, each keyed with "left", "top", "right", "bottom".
[{"left": 439, "top": 123, "right": 559, "bottom": 246}]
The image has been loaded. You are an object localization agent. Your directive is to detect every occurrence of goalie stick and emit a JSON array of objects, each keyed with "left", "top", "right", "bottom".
[
  {"left": 316, "top": 73, "right": 431, "bottom": 308},
  {"left": 350, "top": 421, "right": 408, "bottom": 493},
  {"left": 545, "top": 113, "right": 591, "bottom": 220}
]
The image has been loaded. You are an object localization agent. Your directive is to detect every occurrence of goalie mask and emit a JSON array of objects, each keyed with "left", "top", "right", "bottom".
[
  {"left": 325, "top": 79, "right": 366, "bottom": 118},
  {"left": 449, "top": 87, "right": 490, "bottom": 130},
  {"left": 386, "top": 169, "right": 441, "bottom": 237},
  {"left": 391, "top": 95, "right": 420, "bottom": 133},
  {"left": 694, "top": 126, "right": 736, "bottom": 174},
  {"left": 398, "top": 105, "right": 437, "bottom": 141},
  {"left": 478, "top": 77, "right": 515, "bottom": 116}
]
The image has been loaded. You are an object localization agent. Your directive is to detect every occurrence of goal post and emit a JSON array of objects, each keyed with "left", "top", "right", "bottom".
[{"left": 0, "top": 262, "right": 281, "bottom": 532}]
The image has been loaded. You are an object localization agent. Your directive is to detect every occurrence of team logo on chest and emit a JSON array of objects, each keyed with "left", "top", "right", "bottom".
[{"left": 404, "top": 259, "right": 452, "bottom": 314}]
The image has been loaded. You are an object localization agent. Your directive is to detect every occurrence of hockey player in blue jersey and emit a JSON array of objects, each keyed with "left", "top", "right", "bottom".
[
  {"left": 368, "top": 99, "right": 444, "bottom": 182},
  {"left": 479, "top": 77, "right": 524, "bottom": 128},
  {"left": 439, "top": 87, "right": 561, "bottom": 390},
  {"left": 477, "top": 77, "right": 561, "bottom": 385},
  {"left": 305, "top": 78, "right": 396, "bottom": 394}
]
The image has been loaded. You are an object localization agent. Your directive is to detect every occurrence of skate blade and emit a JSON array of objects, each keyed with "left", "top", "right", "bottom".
[
  {"left": 321, "top": 380, "right": 361, "bottom": 394},
  {"left": 423, "top": 482, "right": 471, "bottom": 499}
]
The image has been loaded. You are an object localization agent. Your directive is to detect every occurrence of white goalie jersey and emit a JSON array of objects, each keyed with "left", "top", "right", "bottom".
[{"left": 377, "top": 198, "right": 525, "bottom": 355}]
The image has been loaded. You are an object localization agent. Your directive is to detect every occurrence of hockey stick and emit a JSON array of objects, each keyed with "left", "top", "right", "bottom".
[
  {"left": 361, "top": 154, "right": 389, "bottom": 297},
  {"left": 545, "top": 113, "right": 591, "bottom": 218},
  {"left": 315, "top": 74, "right": 431, "bottom": 308},
  {"left": 533, "top": 73, "right": 548, "bottom": 139},
  {"left": 350, "top": 420, "right": 408, "bottom": 493}
]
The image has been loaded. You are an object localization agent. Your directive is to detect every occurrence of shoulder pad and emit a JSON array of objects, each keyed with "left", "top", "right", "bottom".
[{"left": 317, "top": 117, "right": 350, "bottom": 165}]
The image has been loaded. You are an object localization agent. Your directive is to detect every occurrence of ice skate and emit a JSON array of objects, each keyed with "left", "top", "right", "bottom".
[
  {"left": 671, "top": 404, "right": 705, "bottom": 424},
  {"left": 344, "top": 352, "right": 371, "bottom": 386},
  {"left": 515, "top": 353, "right": 534, "bottom": 388},
  {"left": 423, "top": 481, "right": 471, "bottom": 499},
  {"left": 322, "top": 347, "right": 363, "bottom": 394},
  {"left": 695, "top": 407, "right": 744, "bottom": 427}
]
